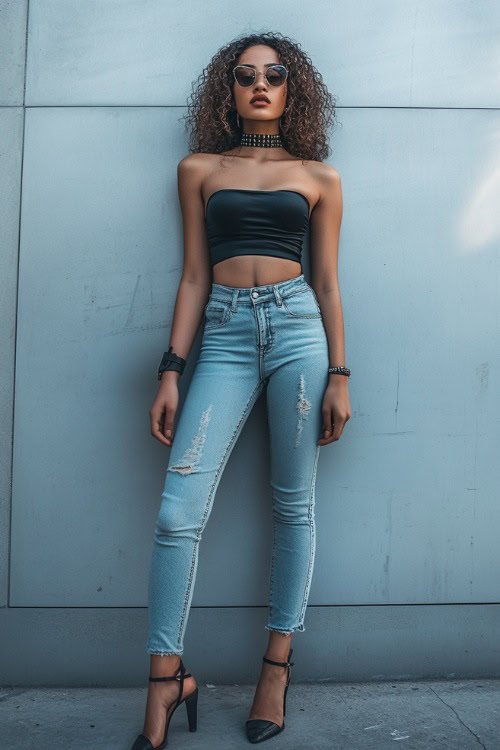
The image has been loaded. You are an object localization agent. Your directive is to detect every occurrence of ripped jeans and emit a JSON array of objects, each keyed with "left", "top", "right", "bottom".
[{"left": 146, "top": 272, "right": 330, "bottom": 655}]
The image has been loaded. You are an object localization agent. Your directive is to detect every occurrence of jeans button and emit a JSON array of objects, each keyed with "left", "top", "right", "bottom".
[{"left": 251, "top": 291, "right": 259, "bottom": 299}]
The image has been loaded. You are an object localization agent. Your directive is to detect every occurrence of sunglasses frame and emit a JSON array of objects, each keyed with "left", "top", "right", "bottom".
[{"left": 232, "top": 64, "right": 289, "bottom": 88}]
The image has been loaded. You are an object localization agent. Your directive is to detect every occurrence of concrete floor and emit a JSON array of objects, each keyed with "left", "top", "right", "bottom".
[{"left": 1, "top": 679, "right": 499, "bottom": 749}]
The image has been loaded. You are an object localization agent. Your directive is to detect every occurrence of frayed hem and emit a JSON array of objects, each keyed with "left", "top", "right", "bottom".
[
  {"left": 264, "top": 624, "right": 304, "bottom": 636},
  {"left": 147, "top": 649, "right": 183, "bottom": 657}
]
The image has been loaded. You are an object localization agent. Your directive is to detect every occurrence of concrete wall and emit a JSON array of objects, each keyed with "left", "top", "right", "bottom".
[{"left": 1, "top": 1, "right": 499, "bottom": 685}]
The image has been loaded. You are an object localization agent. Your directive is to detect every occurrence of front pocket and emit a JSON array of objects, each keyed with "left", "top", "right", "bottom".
[
  {"left": 204, "top": 300, "right": 231, "bottom": 329},
  {"left": 281, "top": 288, "right": 322, "bottom": 318}
]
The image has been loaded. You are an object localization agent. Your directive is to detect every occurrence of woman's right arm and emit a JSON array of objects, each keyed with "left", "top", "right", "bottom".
[{"left": 150, "top": 153, "right": 212, "bottom": 448}]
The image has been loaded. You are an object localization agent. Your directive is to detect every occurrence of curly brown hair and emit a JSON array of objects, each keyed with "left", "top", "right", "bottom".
[{"left": 179, "top": 31, "right": 340, "bottom": 162}]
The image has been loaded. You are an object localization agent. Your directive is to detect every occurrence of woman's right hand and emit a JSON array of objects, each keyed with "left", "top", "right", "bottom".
[{"left": 149, "top": 375, "right": 180, "bottom": 447}]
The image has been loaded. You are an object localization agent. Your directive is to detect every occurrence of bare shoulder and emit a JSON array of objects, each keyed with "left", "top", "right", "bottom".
[
  {"left": 177, "top": 153, "right": 219, "bottom": 199},
  {"left": 306, "top": 160, "right": 340, "bottom": 187},
  {"left": 312, "top": 162, "right": 341, "bottom": 206},
  {"left": 177, "top": 152, "right": 215, "bottom": 177},
  {"left": 177, "top": 152, "right": 217, "bottom": 167},
  {"left": 296, "top": 159, "right": 341, "bottom": 214},
  {"left": 300, "top": 161, "right": 342, "bottom": 219}
]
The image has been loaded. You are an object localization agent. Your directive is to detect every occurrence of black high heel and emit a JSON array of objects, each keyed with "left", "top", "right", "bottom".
[
  {"left": 245, "top": 647, "right": 294, "bottom": 744},
  {"left": 131, "top": 658, "right": 199, "bottom": 749}
]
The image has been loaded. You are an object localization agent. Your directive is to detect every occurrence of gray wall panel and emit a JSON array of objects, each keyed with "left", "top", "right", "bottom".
[
  {"left": 11, "top": 106, "right": 185, "bottom": 606},
  {"left": 25, "top": 0, "right": 500, "bottom": 107},
  {"left": 0, "top": 107, "right": 24, "bottom": 608},
  {"left": 314, "top": 107, "right": 500, "bottom": 605},
  {"left": 11, "top": 106, "right": 500, "bottom": 608},
  {"left": 1, "top": 604, "right": 499, "bottom": 685},
  {"left": 0, "top": 0, "right": 28, "bottom": 105}
]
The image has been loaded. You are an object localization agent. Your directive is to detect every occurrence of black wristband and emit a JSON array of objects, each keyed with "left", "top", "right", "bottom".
[
  {"left": 328, "top": 366, "right": 351, "bottom": 377},
  {"left": 158, "top": 346, "right": 186, "bottom": 380}
]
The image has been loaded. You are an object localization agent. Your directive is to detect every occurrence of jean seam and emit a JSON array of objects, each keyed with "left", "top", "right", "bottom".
[
  {"left": 281, "top": 287, "right": 309, "bottom": 300},
  {"left": 266, "top": 397, "right": 276, "bottom": 628},
  {"left": 298, "top": 444, "right": 320, "bottom": 627},
  {"left": 204, "top": 304, "right": 232, "bottom": 329},
  {"left": 281, "top": 307, "right": 321, "bottom": 320},
  {"left": 175, "top": 378, "right": 265, "bottom": 649},
  {"left": 281, "top": 290, "right": 322, "bottom": 318}
]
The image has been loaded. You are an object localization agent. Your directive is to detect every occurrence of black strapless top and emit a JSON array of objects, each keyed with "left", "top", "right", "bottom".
[{"left": 204, "top": 189, "right": 310, "bottom": 268}]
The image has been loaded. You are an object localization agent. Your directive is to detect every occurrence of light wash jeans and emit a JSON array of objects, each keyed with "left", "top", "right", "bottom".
[{"left": 146, "top": 272, "right": 329, "bottom": 655}]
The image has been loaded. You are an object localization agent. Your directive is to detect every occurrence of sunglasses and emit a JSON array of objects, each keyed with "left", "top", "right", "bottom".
[{"left": 232, "top": 64, "right": 288, "bottom": 88}]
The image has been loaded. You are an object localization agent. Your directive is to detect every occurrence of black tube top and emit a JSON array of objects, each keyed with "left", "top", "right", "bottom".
[{"left": 204, "top": 189, "right": 310, "bottom": 268}]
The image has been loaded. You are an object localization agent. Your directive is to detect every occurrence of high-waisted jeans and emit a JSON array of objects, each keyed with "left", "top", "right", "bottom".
[{"left": 146, "top": 272, "right": 329, "bottom": 655}]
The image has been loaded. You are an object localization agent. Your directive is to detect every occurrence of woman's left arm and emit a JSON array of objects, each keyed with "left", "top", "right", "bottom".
[{"left": 309, "top": 164, "right": 351, "bottom": 445}]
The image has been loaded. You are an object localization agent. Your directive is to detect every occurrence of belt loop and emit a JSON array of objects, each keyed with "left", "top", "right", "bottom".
[
  {"left": 231, "top": 289, "right": 239, "bottom": 311},
  {"left": 273, "top": 284, "right": 283, "bottom": 306}
]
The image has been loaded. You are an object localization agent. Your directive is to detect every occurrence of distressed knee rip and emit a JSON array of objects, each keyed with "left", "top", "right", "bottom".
[
  {"left": 295, "top": 373, "right": 312, "bottom": 447},
  {"left": 170, "top": 404, "right": 212, "bottom": 475}
]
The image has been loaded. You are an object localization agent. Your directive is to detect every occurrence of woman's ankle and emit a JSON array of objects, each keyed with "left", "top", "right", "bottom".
[
  {"left": 264, "top": 635, "right": 292, "bottom": 663},
  {"left": 149, "top": 653, "right": 182, "bottom": 677}
]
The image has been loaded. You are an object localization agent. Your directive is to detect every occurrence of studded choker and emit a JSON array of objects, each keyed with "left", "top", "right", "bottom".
[{"left": 239, "top": 132, "right": 283, "bottom": 148}]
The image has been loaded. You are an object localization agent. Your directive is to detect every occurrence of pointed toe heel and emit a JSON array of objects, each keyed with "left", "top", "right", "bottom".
[
  {"left": 245, "top": 647, "right": 294, "bottom": 744},
  {"left": 246, "top": 717, "right": 283, "bottom": 744}
]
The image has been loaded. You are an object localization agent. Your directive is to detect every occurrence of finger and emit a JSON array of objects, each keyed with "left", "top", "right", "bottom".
[
  {"left": 318, "top": 412, "right": 333, "bottom": 444},
  {"left": 152, "top": 420, "right": 172, "bottom": 446},
  {"left": 318, "top": 429, "right": 334, "bottom": 444},
  {"left": 163, "top": 408, "right": 176, "bottom": 440},
  {"left": 150, "top": 410, "right": 172, "bottom": 447},
  {"left": 332, "top": 410, "right": 343, "bottom": 441},
  {"left": 323, "top": 410, "right": 333, "bottom": 437}
]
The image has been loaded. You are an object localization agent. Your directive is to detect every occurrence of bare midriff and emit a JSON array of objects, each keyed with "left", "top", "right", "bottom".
[{"left": 212, "top": 255, "right": 302, "bottom": 288}]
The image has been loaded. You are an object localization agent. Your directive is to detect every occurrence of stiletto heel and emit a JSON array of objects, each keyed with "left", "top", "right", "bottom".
[
  {"left": 131, "top": 658, "right": 198, "bottom": 749},
  {"left": 245, "top": 647, "right": 294, "bottom": 744},
  {"left": 184, "top": 686, "right": 199, "bottom": 732}
]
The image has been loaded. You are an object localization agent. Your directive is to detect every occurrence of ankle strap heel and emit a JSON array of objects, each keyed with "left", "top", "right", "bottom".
[
  {"left": 148, "top": 658, "right": 193, "bottom": 712},
  {"left": 131, "top": 659, "right": 198, "bottom": 749}
]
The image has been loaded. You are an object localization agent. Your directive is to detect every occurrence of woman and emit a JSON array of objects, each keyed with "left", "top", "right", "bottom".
[{"left": 132, "top": 30, "right": 351, "bottom": 749}]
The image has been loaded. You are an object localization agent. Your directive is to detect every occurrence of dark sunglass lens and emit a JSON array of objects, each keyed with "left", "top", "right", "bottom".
[
  {"left": 235, "top": 68, "right": 255, "bottom": 87},
  {"left": 267, "top": 66, "right": 287, "bottom": 85}
]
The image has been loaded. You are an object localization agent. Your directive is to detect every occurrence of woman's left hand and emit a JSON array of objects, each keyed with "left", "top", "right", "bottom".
[{"left": 318, "top": 378, "right": 351, "bottom": 445}]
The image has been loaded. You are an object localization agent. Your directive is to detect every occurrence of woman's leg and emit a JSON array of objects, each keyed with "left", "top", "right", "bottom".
[
  {"left": 146, "top": 361, "right": 264, "bottom": 657},
  {"left": 141, "top": 352, "right": 263, "bottom": 746},
  {"left": 248, "top": 299, "right": 328, "bottom": 726}
]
